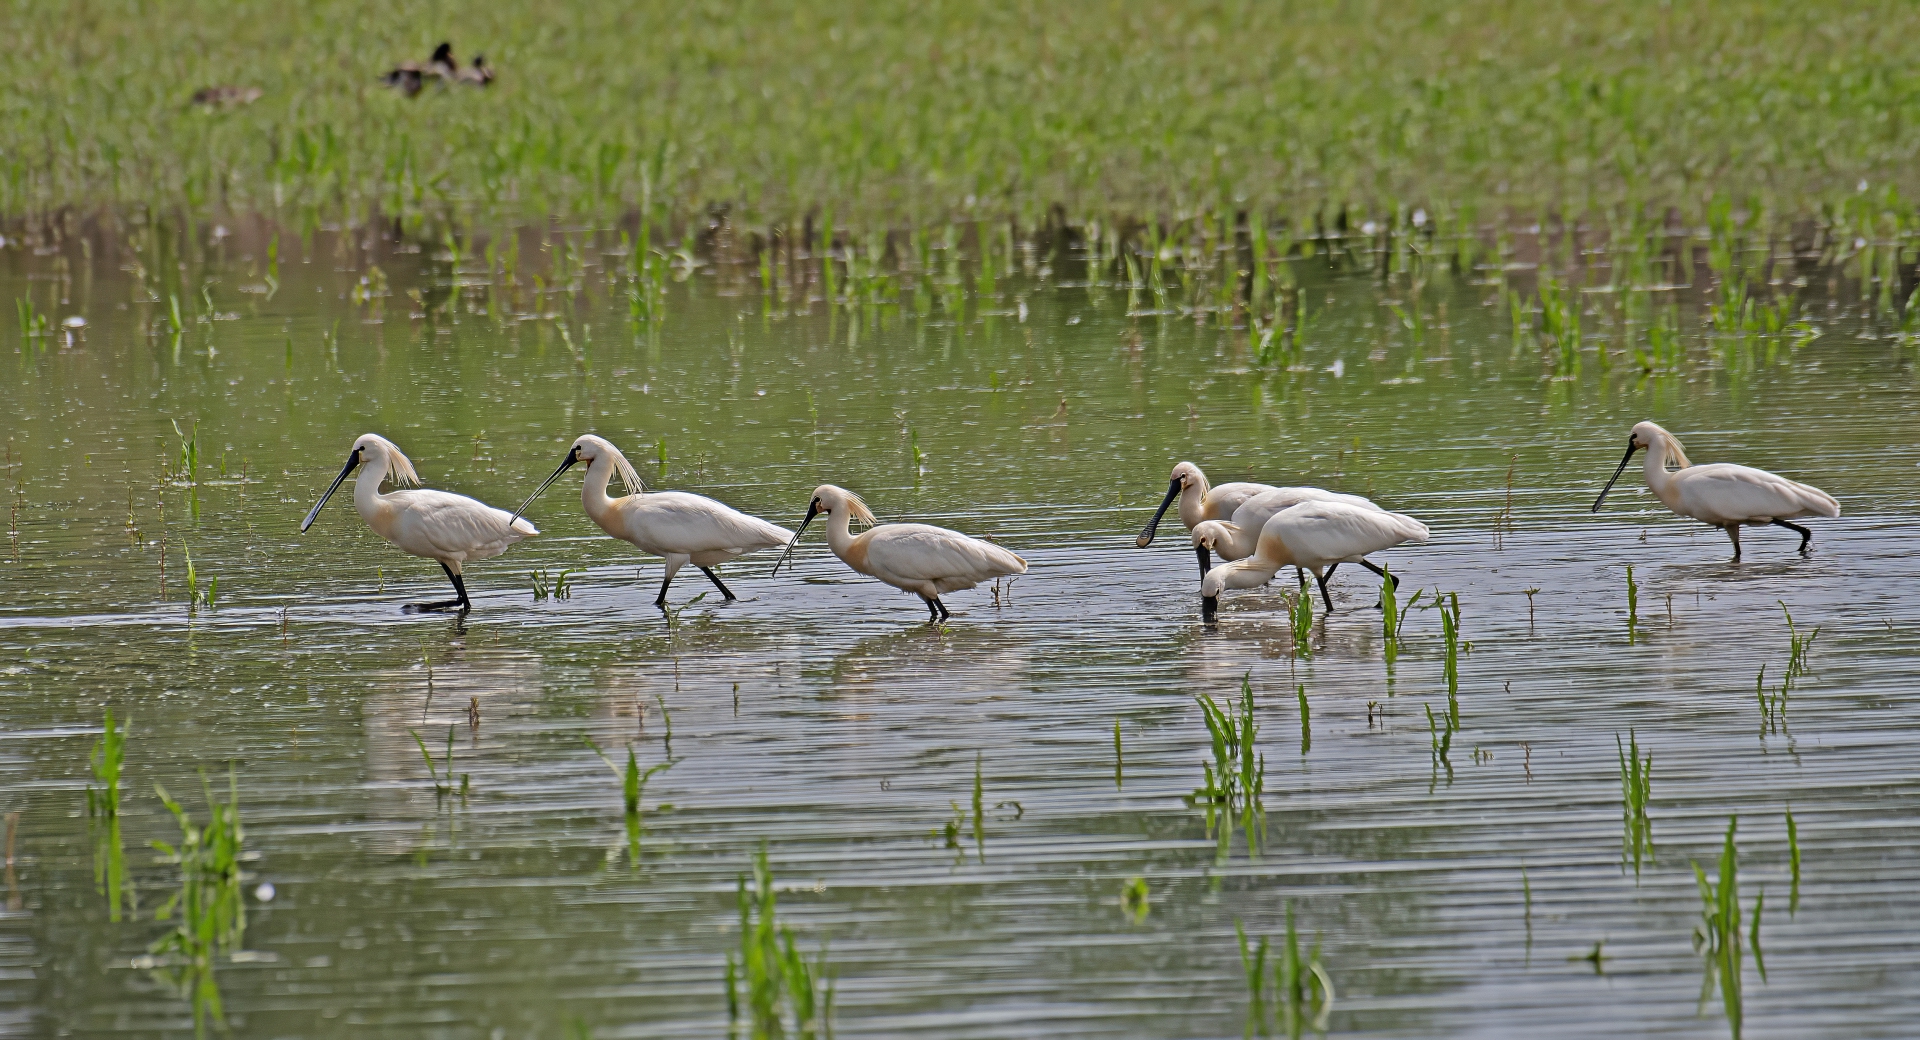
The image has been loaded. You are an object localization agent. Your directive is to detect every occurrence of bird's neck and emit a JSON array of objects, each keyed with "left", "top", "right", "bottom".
[
  {"left": 580, "top": 455, "right": 624, "bottom": 524},
  {"left": 353, "top": 454, "right": 391, "bottom": 522},
  {"left": 1642, "top": 433, "right": 1682, "bottom": 499},
  {"left": 825, "top": 505, "right": 859, "bottom": 560},
  {"left": 1179, "top": 474, "right": 1211, "bottom": 529}
]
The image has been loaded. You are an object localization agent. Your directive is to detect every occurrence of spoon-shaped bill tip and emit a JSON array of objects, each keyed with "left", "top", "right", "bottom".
[{"left": 1136, "top": 478, "right": 1183, "bottom": 548}]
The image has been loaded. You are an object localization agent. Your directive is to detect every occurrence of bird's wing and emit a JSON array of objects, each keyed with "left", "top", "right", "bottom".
[
  {"left": 1274, "top": 502, "right": 1427, "bottom": 562},
  {"left": 628, "top": 493, "right": 791, "bottom": 553},
  {"left": 1235, "top": 486, "right": 1378, "bottom": 526},
  {"left": 391, "top": 490, "right": 533, "bottom": 554},
  {"left": 1675, "top": 465, "right": 1841, "bottom": 521},
  {"left": 863, "top": 524, "right": 1027, "bottom": 582},
  {"left": 1207, "top": 482, "right": 1279, "bottom": 521}
]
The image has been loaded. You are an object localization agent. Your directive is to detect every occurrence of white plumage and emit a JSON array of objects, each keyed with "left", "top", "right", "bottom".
[
  {"left": 300, "top": 433, "right": 536, "bottom": 612},
  {"left": 772, "top": 484, "right": 1027, "bottom": 623},
  {"left": 1593, "top": 420, "right": 1839, "bottom": 560},
  {"left": 515, "top": 434, "right": 790, "bottom": 606},
  {"left": 1200, "top": 501, "right": 1428, "bottom": 618},
  {"left": 1190, "top": 485, "right": 1384, "bottom": 576}
]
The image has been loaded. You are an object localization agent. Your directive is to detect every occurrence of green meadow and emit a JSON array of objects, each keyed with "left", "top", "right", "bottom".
[{"left": 9, "top": 0, "right": 1920, "bottom": 228}]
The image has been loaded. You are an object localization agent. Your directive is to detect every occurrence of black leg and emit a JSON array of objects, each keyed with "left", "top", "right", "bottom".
[
  {"left": 924, "top": 597, "right": 941, "bottom": 623},
  {"left": 1771, "top": 518, "right": 1814, "bottom": 553},
  {"left": 1295, "top": 566, "right": 1308, "bottom": 588},
  {"left": 700, "top": 566, "right": 737, "bottom": 600},
  {"left": 1358, "top": 558, "right": 1397, "bottom": 589},
  {"left": 654, "top": 569, "right": 675, "bottom": 607},
  {"left": 1195, "top": 545, "right": 1213, "bottom": 580},
  {"left": 934, "top": 597, "right": 951, "bottom": 621},
  {"left": 407, "top": 562, "right": 469, "bottom": 612},
  {"left": 1724, "top": 524, "right": 1742, "bottom": 562},
  {"left": 1313, "top": 568, "right": 1336, "bottom": 613}
]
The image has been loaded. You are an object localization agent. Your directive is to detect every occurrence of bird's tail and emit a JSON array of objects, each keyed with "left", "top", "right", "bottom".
[
  {"left": 1386, "top": 510, "right": 1430, "bottom": 544},
  {"left": 1791, "top": 480, "right": 1841, "bottom": 518}
]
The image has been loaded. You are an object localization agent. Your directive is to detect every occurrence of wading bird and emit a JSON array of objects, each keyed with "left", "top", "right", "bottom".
[
  {"left": 513, "top": 435, "right": 789, "bottom": 606},
  {"left": 301, "top": 433, "right": 535, "bottom": 612},
  {"left": 1136, "top": 461, "right": 1275, "bottom": 551},
  {"left": 1189, "top": 486, "right": 1382, "bottom": 578},
  {"left": 1592, "top": 420, "right": 1840, "bottom": 560},
  {"left": 1201, "top": 501, "right": 1429, "bottom": 620},
  {"left": 770, "top": 485, "right": 1026, "bottom": 623}
]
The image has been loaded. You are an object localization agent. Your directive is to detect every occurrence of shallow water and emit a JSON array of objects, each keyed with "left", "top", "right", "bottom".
[{"left": 3, "top": 220, "right": 1919, "bottom": 1038}]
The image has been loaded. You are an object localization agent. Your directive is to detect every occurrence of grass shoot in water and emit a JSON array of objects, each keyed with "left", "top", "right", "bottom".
[
  {"left": 88, "top": 709, "right": 132, "bottom": 922},
  {"left": 1113, "top": 718, "right": 1123, "bottom": 790},
  {"left": 584, "top": 737, "right": 673, "bottom": 866},
  {"left": 1190, "top": 672, "right": 1266, "bottom": 854},
  {"left": 1624, "top": 563, "right": 1639, "bottom": 639},
  {"left": 530, "top": 568, "right": 576, "bottom": 601},
  {"left": 1617, "top": 729, "right": 1653, "bottom": 878},
  {"left": 1780, "top": 601, "right": 1819, "bottom": 679},
  {"left": 410, "top": 727, "right": 469, "bottom": 803},
  {"left": 726, "top": 846, "right": 835, "bottom": 1040},
  {"left": 1756, "top": 664, "right": 1790, "bottom": 737},
  {"left": 1238, "top": 905, "right": 1334, "bottom": 1037},
  {"left": 87, "top": 708, "right": 126, "bottom": 819},
  {"left": 1287, "top": 589, "right": 1313, "bottom": 657}
]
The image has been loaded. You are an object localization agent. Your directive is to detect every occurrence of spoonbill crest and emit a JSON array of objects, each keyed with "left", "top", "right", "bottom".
[
  {"left": 1201, "top": 501, "right": 1429, "bottom": 620},
  {"left": 1592, "top": 421, "right": 1839, "bottom": 561},
  {"left": 1190, "top": 485, "right": 1382, "bottom": 578},
  {"left": 300, "top": 433, "right": 535, "bottom": 612},
  {"left": 1136, "top": 461, "right": 1275, "bottom": 550},
  {"left": 770, "top": 485, "right": 1027, "bottom": 622},
  {"left": 513, "top": 435, "right": 790, "bottom": 606}
]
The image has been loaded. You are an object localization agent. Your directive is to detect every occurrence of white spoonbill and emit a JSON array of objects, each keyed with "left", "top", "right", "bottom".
[
  {"left": 512, "top": 435, "right": 790, "bottom": 606},
  {"left": 300, "top": 433, "right": 536, "bottom": 612},
  {"left": 1592, "top": 421, "right": 1839, "bottom": 561},
  {"left": 1200, "top": 500, "right": 1429, "bottom": 620},
  {"left": 1136, "top": 461, "right": 1276, "bottom": 552},
  {"left": 769, "top": 485, "right": 1027, "bottom": 623},
  {"left": 1190, "top": 485, "right": 1383, "bottom": 578}
]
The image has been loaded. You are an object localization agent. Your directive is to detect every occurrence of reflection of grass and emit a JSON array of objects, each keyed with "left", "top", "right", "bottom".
[
  {"left": 1693, "top": 816, "right": 1763, "bottom": 1040},
  {"left": 12, "top": 3, "right": 1920, "bottom": 226}
]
